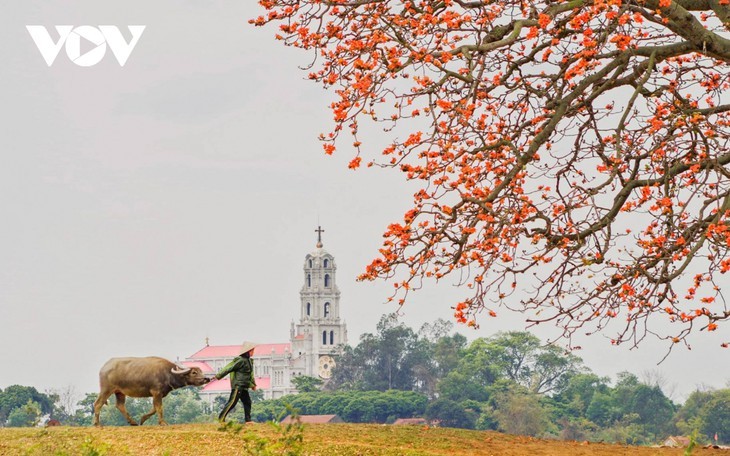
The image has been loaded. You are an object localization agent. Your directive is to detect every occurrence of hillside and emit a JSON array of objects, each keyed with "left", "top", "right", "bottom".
[{"left": 0, "top": 423, "right": 724, "bottom": 455}]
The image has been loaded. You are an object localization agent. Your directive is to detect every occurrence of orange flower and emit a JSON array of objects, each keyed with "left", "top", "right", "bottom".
[
  {"left": 538, "top": 14, "right": 551, "bottom": 28},
  {"left": 348, "top": 156, "right": 362, "bottom": 169}
]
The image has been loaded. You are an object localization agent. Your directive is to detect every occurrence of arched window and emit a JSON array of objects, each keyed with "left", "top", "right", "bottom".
[
  {"left": 308, "top": 259, "right": 313, "bottom": 268},
  {"left": 307, "top": 274, "right": 311, "bottom": 287},
  {"left": 306, "top": 302, "right": 311, "bottom": 316},
  {"left": 324, "top": 302, "right": 330, "bottom": 318},
  {"left": 324, "top": 274, "right": 330, "bottom": 287},
  {"left": 322, "top": 331, "right": 327, "bottom": 345},
  {"left": 330, "top": 331, "right": 334, "bottom": 345},
  {"left": 324, "top": 259, "right": 329, "bottom": 268}
]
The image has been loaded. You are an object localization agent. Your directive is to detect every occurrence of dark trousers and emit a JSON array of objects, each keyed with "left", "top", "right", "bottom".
[{"left": 218, "top": 387, "right": 252, "bottom": 422}]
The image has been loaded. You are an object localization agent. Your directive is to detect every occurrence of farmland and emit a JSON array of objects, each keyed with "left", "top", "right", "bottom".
[{"left": 0, "top": 423, "right": 724, "bottom": 455}]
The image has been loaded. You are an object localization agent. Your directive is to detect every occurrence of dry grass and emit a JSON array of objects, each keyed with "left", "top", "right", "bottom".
[{"left": 0, "top": 423, "right": 726, "bottom": 455}]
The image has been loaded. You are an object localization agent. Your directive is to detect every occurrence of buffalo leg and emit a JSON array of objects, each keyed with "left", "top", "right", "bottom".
[
  {"left": 140, "top": 394, "right": 167, "bottom": 425},
  {"left": 93, "top": 389, "right": 113, "bottom": 426},
  {"left": 139, "top": 405, "right": 156, "bottom": 425},
  {"left": 114, "top": 392, "right": 138, "bottom": 426},
  {"left": 153, "top": 394, "right": 168, "bottom": 425}
]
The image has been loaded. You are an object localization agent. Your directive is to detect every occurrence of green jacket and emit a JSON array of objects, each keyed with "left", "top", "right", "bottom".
[{"left": 216, "top": 356, "right": 256, "bottom": 389}]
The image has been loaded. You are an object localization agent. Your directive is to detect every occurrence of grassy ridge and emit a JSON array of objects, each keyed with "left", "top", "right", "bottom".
[{"left": 0, "top": 423, "right": 716, "bottom": 455}]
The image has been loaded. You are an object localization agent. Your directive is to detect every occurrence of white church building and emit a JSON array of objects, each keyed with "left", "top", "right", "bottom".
[{"left": 180, "top": 228, "right": 348, "bottom": 403}]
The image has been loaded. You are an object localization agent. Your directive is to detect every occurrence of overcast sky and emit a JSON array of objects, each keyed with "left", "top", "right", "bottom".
[{"left": 1, "top": 1, "right": 727, "bottom": 401}]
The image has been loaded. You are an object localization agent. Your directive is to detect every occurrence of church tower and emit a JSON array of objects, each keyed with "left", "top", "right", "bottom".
[{"left": 290, "top": 227, "right": 348, "bottom": 380}]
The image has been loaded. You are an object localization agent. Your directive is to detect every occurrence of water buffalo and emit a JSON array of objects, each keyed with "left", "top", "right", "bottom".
[{"left": 93, "top": 356, "right": 210, "bottom": 426}]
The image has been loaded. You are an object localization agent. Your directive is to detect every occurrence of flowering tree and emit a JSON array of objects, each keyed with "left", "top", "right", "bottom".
[{"left": 254, "top": 0, "right": 730, "bottom": 348}]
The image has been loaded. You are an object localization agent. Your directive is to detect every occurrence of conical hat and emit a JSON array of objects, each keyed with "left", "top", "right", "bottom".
[{"left": 240, "top": 341, "right": 258, "bottom": 354}]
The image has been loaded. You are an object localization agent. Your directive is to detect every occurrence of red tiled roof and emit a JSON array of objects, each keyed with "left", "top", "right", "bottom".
[
  {"left": 281, "top": 414, "right": 343, "bottom": 424},
  {"left": 180, "top": 361, "right": 214, "bottom": 373},
  {"left": 201, "top": 377, "right": 271, "bottom": 392},
  {"left": 188, "top": 343, "right": 291, "bottom": 359},
  {"left": 188, "top": 345, "right": 243, "bottom": 359},
  {"left": 665, "top": 436, "right": 691, "bottom": 447}
]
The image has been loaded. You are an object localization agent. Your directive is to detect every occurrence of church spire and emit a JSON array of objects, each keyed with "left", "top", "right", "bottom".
[{"left": 315, "top": 225, "right": 325, "bottom": 248}]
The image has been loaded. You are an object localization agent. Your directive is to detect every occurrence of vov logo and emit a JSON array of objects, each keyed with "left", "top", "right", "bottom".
[{"left": 26, "top": 25, "right": 145, "bottom": 67}]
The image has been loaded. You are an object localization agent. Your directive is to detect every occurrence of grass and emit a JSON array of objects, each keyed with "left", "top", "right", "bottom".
[{"left": 0, "top": 423, "right": 725, "bottom": 455}]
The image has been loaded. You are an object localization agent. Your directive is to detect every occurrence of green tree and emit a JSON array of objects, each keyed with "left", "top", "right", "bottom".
[
  {"left": 483, "top": 332, "right": 582, "bottom": 395},
  {"left": 674, "top": 388, "right": 715, "bottom": 437},
  {"left": 372, "top": 314, "right": 423, "bottom": 390},
  {"left": 595, "top": 372, "right": 676, "bottom": 442},
  {"left": 437, "top": 371, "right": 491, "bottom": 403},
  {"left": 67, "top": 392, "right": 97, "bottom": 426},
  {"left": 329, "top": 314, "right": 432, "bottom": 392},
  {"left": 384, "top": 390, "right": 428, "bottom": 421},
  {"left": 425, "top": 398, "right": 476, "bottom": 429},
  {"left": 292, "top": 376, "right": 323, "bottom": 393},
  {"left": 161, "top": 389, "right": 207, "bottom": 424},
  {"left": 475, "top": 408, "right": 498, "bottom": 431},
  {"left": 249, "top": 390, "right": 428, "bottom": 424},
  {"left": 416, "top": 320, "right": 467, "bottom": 396},
  {"left": 0, "top": 385, "right": 55, "bottom": 423},
  {"left": 575, "top": 371, "right": 675, "bottom": 443},
  {"left": 611, "top": 372, "right": 642, "bottom": 407},
  {"left": 557, "top": 417, "right": 597, "bottom": 442},
  {"left": 627, "top": 384, "right": 676, "bottom": 441},
  {"left": 586, "top": 391, "right": 616, "bottom": 427},
  {"left": 430, "top": 332, "right": 467, "bottom": 379},
  {"left": 593, "top": 413, "right": 645, "bottom": 445},
  {"left": 341, "top": 396, "right": 376, "bottom": 423},
  {"left": 435, "top": 338, "right": 499, "bottom": 403},
  {"left": 492, "top": 386, "right": 553, "bottom": 437},
  {"left": 6, "top": 400, "right": 42, "bottom": 427},
  {"left": 250, "top": 399, "right": 288, "bottom": 423},
  {"left": 250, "top": 389, "right": 265, "bottom": 404},
  {"left": 327, "top": 345, "right": 364, "bottom": 391},
  {"left": 700, "top": 390, "right": 730, "bottom": 444},
  {"left": 555, "top": 373, "right": 610, "bottom": 418}
]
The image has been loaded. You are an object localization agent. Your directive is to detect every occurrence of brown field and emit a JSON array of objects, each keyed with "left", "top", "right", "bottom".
[{"left": 0, "top": 423, "right": 728, "bottom": 455}]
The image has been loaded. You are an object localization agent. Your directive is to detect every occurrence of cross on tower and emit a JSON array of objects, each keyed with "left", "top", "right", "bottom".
[{"left": 315, "top": 226, "right": 325, "bottom": 247}]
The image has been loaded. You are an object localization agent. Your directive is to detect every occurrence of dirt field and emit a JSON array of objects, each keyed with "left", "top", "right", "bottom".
[{"left": 1, "top": 423, "right": 728, "bottom": 455}]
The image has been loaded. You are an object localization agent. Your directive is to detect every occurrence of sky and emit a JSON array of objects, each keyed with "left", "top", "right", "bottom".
[{"left": 0, "top": 1, "right": 728, "bottom": 402}]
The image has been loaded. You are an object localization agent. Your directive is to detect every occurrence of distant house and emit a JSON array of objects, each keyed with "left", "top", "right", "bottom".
[
  {"left": 662, "top": 436, "right": 691, "bottom": 448},
  {"left": 392, "top": 418, "right": 429, "bottom": 425},
  {"left": 281, "top": 414, "right": 344, "bottom": 424}
]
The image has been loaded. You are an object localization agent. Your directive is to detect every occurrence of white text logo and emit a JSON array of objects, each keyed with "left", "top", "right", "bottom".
[{"left": 26, "top": 25, "right": 145, "bottom": 67}]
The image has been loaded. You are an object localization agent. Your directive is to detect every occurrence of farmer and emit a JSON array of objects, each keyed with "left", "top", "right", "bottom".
[{"left": 215, "top": 341, "right": 257, "bottom": 423}]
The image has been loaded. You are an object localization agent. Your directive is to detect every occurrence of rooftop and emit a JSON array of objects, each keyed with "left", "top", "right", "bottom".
[
  {"left": 280, "top": 414, "right": 344, "bottom": 424},
  {"left": 188, "top": 343, "right": 291, "bottom": 359}
]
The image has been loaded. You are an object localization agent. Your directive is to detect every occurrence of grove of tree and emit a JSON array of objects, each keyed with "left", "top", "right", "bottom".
[{"left": 2, "top": 317, "right": 729, "bottom": 445}]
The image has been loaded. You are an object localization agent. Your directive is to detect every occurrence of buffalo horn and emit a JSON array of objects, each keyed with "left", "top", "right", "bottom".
[{"left": 171, "top": 365, "right": 191, "bottom": 374}]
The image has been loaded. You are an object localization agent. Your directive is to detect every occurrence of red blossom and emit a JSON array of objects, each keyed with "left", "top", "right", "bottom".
[{"left": 256, "top": 0, "right": 730, "bottom": 348}]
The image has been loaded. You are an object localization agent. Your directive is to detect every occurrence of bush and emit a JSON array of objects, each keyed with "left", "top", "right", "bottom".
[{"left": 6, "top": 400, "right": 42, "bottom": 427}]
